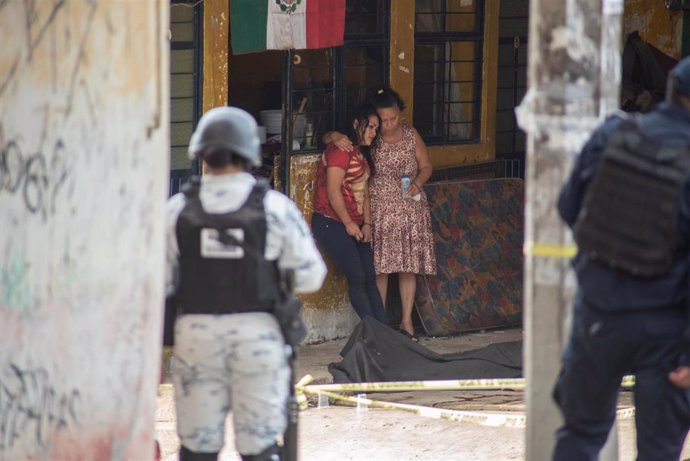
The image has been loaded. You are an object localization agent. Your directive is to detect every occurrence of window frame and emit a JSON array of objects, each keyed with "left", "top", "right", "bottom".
[
  {"left": 390, "top": 0, "right": 499, "bottom": 168},
  {"left": 169, "top": 0, "right": 204, "bottom": 194},
  {"left": 413, "top": 1, "right": 486, "bottom": 145}
]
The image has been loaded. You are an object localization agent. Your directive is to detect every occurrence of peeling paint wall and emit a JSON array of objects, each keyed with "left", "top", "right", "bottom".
[
  {"left": 0, "top": 1, "right": 168, "bottom": 459},
  {"left": 288, "top": 154, "right": 358, "bottom": 343},
  {"left": 624, "top": 0, "right": 683, "bottom": 58},
  {"left": 203, "top": 0, "right": 229, "bottom": 111}
]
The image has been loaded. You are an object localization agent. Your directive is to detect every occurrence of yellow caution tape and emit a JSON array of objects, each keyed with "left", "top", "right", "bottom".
[
  {"left": 523, "top": 241, "right": 578, "bottom": 258},
  {"left": 308, "top": 389, "right": 527, "bottom": 428},
  {"left": 616, "top": 407, "right": 635, "bottom": 420},
  {"left": 163, "top": 373, "right": 636, "bottom": 429},
  {"left": 300, "top": 390, "right": 635, "bottom": 427},
  {"left": 297, "top": 376, "right": 635, "bottom": 393},
  {"left": 620, "top": 375, "right": 635, "bottom": 388},
  {"left": 296, "top": 374, "right": 314, "bottom": 387},
  {"left": 302, "top": 378, "right": 525, "bottom": 392},
  {"left": 294, "top": 375, "right": 313, "bottom": 411},
  {"left": 295, "top": 376, "right": 636, "bottom": 427},
  {"left": 296, "top": 392, "right": 308, "bottom": 411}
]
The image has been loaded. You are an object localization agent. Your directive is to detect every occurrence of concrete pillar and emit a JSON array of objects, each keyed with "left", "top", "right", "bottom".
[
  {"left": 0, "top": 1, "right": 169, "bottom": 459},
  {"left": 517, "top": 0, "right": 622, "bottom": 459}
]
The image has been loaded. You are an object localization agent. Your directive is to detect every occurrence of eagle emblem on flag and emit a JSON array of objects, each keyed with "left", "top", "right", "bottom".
[
  {"left": 275, "top": 0, "right": 303, "bottom": 14},
  {"left": 231, "top": 0, "right": 345, "bottom": 54}
]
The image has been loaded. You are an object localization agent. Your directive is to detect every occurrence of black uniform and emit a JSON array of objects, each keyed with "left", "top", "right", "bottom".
[{"left": 554, "top": 101, "right": 690, "bottom": 460}]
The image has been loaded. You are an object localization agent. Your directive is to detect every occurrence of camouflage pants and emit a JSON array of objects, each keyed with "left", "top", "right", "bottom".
[{"left": 172, "top": 312, "right": 290, "bottom": 455}]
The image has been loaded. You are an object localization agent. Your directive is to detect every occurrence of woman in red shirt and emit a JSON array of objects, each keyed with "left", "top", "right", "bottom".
[{"left": 312, "top": 104, "right": 387, "bottom": 323}]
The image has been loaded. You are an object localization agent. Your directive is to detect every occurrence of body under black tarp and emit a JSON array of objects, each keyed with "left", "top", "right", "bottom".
[{"left": 328, "top": 317, "right": 523, "bottom": 383}]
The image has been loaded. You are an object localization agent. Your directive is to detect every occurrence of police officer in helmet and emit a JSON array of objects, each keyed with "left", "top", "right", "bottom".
[
  {"left": 165, "top": 107, "right": 326, "bottom": 461},
  {"left": 553, "top": 56, "right": 690, "bottom": 460}
]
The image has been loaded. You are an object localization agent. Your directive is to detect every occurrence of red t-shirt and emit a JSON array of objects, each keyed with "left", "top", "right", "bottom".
[{"left": 313, "top": 144, "right": 370, "bottom": 225}]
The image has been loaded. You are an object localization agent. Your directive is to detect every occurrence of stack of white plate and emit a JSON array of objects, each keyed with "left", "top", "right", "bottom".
[{"left": 259, "top": 110, "right": 282, "bottom": 134}]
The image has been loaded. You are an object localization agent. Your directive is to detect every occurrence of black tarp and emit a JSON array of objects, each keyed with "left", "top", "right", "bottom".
[
  {"left": 328, "top": 317, "right": 522, "bottom": 383},
  {"left": 621, "top": 32, "right": 678, "bottom": 112}
]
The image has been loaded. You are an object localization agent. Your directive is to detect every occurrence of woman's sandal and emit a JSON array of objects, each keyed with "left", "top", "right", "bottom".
[{"left": 398, "top": 328, "right": 419, "bottom": 343}]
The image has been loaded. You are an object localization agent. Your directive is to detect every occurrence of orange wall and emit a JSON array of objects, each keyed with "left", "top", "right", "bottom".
[
  {"left": 203, "top": 0, "right": 229, "bottom": 111},
  {"left": 624, "top": 0, "right": 683, "bottom": 59}
]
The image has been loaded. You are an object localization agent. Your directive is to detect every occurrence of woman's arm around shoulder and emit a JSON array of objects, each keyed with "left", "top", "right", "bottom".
[{"left": 322, "top": 131, "right": 354, "bottom": 152}]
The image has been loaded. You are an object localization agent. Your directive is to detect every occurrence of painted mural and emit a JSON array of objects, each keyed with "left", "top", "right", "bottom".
[
  {"left": 416, "top": 179, "right": 524, "bottom": 336},
  {"left": 0, "top": 1, "right": 168, "bottom": 459}
]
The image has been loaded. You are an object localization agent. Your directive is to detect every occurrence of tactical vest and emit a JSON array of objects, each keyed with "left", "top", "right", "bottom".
[
  {"left": 573, "top": 117, "right": 690, "bottom": 277},
  {"left": 174, "top": 178, "right": 281, "bottom": 315}
]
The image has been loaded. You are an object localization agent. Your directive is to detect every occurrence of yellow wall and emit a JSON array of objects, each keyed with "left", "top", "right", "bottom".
[
  {"left": 624, "top": 0, "right": 683, "bottom": 59},
  {"left": 390, "top": 0, "right": 500, "bottom": 168},
  {"left": 203, "top": 0, "right": 229, "bottom": 112},
  {"left": 287, "top": 154, "right": 352, "bottom": 319}
]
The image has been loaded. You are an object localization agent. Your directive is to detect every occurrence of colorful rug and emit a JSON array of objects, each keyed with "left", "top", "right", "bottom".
[{"left": 416, "top": 179, "right": 524, "bottom": 336}]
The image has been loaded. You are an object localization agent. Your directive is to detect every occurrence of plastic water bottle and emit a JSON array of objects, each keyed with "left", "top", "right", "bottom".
[
  {"left": 401, "top": 173, "right": 411, "bottom": 199},
  {"left": 317, "top": 393, "right": 329, "bottom": 409},
  {"left": 356, "top": 393, "right": 369, "bottom": 412}
]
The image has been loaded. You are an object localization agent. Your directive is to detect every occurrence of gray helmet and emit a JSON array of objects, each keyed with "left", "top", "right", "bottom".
[
  {"left": 188, "top": 106, "right": 261, "bottom": 167},
  {"left": 667, "top": 55, "right": 690, "bottom": 100}
]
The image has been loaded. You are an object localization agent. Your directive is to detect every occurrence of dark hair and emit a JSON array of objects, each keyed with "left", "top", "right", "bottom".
[
  {"left": 201, "top": 147, "right": 251, "bottom": 170},
  {"left": 345, "top": 103, "right": 379, "bottom": 176},
  {"left": 368, "top": 86, "right": 406, "bottom": 112}
]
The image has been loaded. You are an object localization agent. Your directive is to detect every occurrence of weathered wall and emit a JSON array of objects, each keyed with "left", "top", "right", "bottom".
[
  {"left": 0, "top": 1, "right": 168, "bottom": 459},
  {"left": 288, "top": 154, "right": 359, "bottom": 343},
  {"left": 625, "top": 0, "right": 683, "bottom": 58},
  {"left": 203, "top": 0, "right": 229, "bottom": 112}
]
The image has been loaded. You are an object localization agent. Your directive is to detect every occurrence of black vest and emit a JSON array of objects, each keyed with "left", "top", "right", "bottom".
[
  {"left": 573, "top": 118, "right": 690, "bottom": 277},
  {"left": 174, "top": 178, "right": 281, "bottom": 315}
]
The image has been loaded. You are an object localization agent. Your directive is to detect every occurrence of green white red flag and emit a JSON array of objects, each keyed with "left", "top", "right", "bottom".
[{"left": 231, "top": 0, "right": 346, "bottom": 55}]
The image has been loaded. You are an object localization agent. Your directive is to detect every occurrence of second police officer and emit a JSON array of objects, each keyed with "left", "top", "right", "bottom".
[{"left": 553, "top": 56, "right": 690, "bottom": 460}]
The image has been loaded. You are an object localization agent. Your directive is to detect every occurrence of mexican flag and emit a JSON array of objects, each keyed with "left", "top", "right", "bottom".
[{"left": 231, "top": 0, "right": 346, "bottom": 54}]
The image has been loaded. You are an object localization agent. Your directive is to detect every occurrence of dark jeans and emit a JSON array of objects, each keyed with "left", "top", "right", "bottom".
[
  {"left": 311, "top": 213, "right": 387, "bottom": 324},
  {"left": 553, "top": 292, "right": 690, "bottom": 461}
]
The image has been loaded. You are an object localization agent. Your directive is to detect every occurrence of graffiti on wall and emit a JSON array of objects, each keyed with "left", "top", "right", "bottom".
[
  {"left": 0, "top": 363, "right": 81, "bottom": 452},
  {"left": 0, "top": 125, "right": 72, "bottom": 220},
  {"left": 0, "top": 0, "right": 168, "bottom": 458}
]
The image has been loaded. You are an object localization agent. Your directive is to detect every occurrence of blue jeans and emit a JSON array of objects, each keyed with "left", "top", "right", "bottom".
[
  {"left": 311, "top": 213, "right": 387, "bottom": 324},
  {"left": 553, "top": 292, "right": 690, "bottom": 461}
]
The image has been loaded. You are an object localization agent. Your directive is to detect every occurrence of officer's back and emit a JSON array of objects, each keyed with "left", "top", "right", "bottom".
[
  {"left": 552, "top": 56, "right": 690, "bottom": 461},
  {"left": 558, "top": 58, "right": 690, "bottom": 312}
]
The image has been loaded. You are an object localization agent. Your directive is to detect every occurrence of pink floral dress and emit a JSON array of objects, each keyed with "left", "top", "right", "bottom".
[{"left": 369, "top": 125, "right": 436, "bottom": 275}]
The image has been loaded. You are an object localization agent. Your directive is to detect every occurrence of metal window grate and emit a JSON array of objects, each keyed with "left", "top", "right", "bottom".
[
  {"left": 429, "top": 158, "right": 523, "bottom": 183},
  {"left": 414, "top": 0, "right": 485, "bottom": 146},
  {"left": 288, "top": 0, "right": 390, "bottom": 155},
  {"left": 495, "top": 1, "right": 528, "bottom": 164},
  {"left": 169, "top": 0, "right": 202, "bottom": 195}
]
